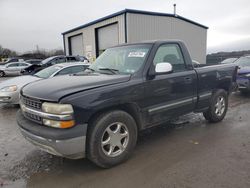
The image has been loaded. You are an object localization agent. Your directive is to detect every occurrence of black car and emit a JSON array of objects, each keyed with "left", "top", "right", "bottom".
[{"left": 21, "top": 55, "right": 88, "bottom": 75}]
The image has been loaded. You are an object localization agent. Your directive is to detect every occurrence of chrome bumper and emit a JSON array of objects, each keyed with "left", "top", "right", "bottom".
[{"left": 20, "top": 127, "right": 86, "bottom": 159}]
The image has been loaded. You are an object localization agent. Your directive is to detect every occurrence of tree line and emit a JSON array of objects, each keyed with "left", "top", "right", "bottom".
[
  {"left": 0, "top": 45, "right": 64, "bottom": 61},
  {"left": 206, "top": 50, "right": 250, "bottom": 64}
]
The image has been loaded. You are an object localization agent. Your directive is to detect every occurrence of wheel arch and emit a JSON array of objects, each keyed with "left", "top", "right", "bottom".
[
  {"left": 215, "top": 80, "right": 231, "bottom": 94},
  {"left": 87, "top": 103, "right": 143, "bottom": 132}
]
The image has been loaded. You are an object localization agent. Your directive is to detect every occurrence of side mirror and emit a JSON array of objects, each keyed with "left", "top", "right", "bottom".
[{"left": 155, "top": 62, "right": 173, "bottom": 74}]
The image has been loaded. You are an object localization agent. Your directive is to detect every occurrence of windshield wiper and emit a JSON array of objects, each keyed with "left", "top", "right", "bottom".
[{"left": 98, "top": 68, "right": 119, "bottom": 74}]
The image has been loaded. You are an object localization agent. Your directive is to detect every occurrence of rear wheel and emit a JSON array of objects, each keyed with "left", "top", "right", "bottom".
[
  {"left": 203, "top": 89, "right": 228, "bottom": 123},
  {"left": 87, "top": 110, "right": 138, "bottom": 168},
  {"left": 0, "top": 71, "right": 5, "bottom": 77}
]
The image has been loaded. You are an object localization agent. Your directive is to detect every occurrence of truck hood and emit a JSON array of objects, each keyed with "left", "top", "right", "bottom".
[{"left": 22, "top": 73, "right": 131, "bottom": 102}]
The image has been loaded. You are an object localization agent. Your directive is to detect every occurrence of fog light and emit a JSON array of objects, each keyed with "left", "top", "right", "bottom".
[{"left": 43, "top": 119, "right": 75, "bottom": 128}]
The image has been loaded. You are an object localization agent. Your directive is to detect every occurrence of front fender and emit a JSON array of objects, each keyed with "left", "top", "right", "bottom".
[{"left": 60, "top": 79, "right": 144, "bottom": 125}]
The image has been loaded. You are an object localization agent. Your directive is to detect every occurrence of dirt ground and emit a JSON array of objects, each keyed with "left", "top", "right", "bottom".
[{"left": 0, "top": 76, "right": 250, "bottom": 188}]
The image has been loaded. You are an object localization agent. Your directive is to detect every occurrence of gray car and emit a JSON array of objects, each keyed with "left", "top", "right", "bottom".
[
  {"left": 0, "top": 62, "right": 31, "bottom": 77},
  {"left": 0, "top": 62, "right": 89, "bottom": 104}
]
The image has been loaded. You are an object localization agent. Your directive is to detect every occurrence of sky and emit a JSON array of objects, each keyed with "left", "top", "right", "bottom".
[{"left": 0, "top": 0, "right": 250, "bottom": 54}]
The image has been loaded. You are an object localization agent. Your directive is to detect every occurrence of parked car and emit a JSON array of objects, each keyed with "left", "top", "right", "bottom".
[
  {"left": 236, "top": 55, "right": 250, "bottom": 93},
  {"left": 220, "top": 58, "right": 238, "bottom": 64},
  {"left": 0, "top": 62, "right": 31, "bottom": 77},
  {"left": 77, "top": 56, "right": 89, "bottom": 62},
  {"left": 25, "top": 59, "right": 43, "bottom": 65},
  {"left": 21, "top": 55, "right": 88, "bottom": 75},
  {"left": 17, "top": 40, "right": 237, "bottom": 168},
  {"left": 0, "top": 58, "right": 24, "bottom": 65},
  {"left": 0, "top": 62, "right": 89, "bottom": 104}
]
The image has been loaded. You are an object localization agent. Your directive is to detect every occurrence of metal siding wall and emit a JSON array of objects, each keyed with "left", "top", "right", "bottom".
[
  {"left": 127, "top": 13, "right": 207, "bottom": 64},
  {"left": 64, "top": 14, "right": 125, "bottom": 61},
  {"left": 170, "top": 18, "right": 207, "bottom": 64}
]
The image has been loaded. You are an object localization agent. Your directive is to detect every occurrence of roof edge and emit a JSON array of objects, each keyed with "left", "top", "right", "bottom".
[
  {"left": 62, "top": 9, "right": 208, "bottom": 35},
  {"left": 62, "top": 9, "right": 126, "bottom": 35},
  {"left": 125, "top": 9, "right": 208, "bottom": 29}
]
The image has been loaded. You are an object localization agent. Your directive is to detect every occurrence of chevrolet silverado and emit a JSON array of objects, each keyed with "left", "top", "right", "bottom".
[{"left": 17, "top": 40, "right": 237, "bottom": 168}]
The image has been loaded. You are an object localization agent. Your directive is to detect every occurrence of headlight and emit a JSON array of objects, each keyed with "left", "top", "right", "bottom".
[
  {"left": 0, "top": 85, "right": 17, "bottom": 92},
  {"left": 41, "top": 102, "right": 75, "bottom": 128},
  {"left": 42, "top": 102, "right": 74, "bottom": 115},
  {"left": 245, "top": 73, "right": 250, "bottom": 77}
]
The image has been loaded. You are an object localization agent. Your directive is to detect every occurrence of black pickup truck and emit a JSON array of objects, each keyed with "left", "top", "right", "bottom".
[{"left": 17, "top": 40, "right": 237, "bottom": 168}]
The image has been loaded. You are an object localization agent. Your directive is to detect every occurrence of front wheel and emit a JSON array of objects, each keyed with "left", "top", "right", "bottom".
[
  {"left": 203, "top": 89, "right": 228, "bottom": 123},
  {"left": 0, "top": 71, "right": 5, "bottom": 77},
  {"left": 87, "top": 110, "right": 138, "bottom": 168}
]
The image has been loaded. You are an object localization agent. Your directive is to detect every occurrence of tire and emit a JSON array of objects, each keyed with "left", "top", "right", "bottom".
[
  {"left": 203, "top": 89, "right": 228, "bottom": 123},
  {"left": 0, "top": 71, "right": 5, "bottom": 77},
  {"left": 87, "top": 110, "right": 138, "bottom": 168}
]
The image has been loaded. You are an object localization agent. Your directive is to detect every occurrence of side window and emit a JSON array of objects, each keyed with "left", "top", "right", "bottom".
[
  {"left": 153, "top": 44, "right": 186, "bottom": 72},
  {"left": 66, "top": 57, "right": 77, "bottom": 62},
  {"left": 18, "top": 63, "right": 28, "bottom": 66},
  {"left": 56, "top": 57, "right": 66, "bottom": 64},
  {"left": 7, "top": 63, "right": 17, "bottom": 67},
  {"left": 49, "top": 59, "right": 57, "bottom": 66},
  {"left": 57, "top": 66, "right": 86, "bottom": 76},
  {"left": 70, "top": 66, "right": 86, "bottom": 74},
  {"left": 49, "top": 58, "right": 66, "bottom": 66}
]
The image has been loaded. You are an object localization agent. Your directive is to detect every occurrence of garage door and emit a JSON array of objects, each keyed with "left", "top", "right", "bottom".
[
  {"left": 70, "top": 34, "right": 84, "bottom": 56},
  {"left": 97, "top": 23, "right": 119, "bottom": 56}
]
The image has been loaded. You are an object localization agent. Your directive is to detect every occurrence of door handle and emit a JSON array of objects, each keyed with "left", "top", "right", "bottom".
[{"left": 184, "top": 77, "right": 192, "bottom": 83}]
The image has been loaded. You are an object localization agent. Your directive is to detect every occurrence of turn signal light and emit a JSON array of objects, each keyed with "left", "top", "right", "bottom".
[{"left": 43, "top": 119, "right": 75, "bottom": 128}]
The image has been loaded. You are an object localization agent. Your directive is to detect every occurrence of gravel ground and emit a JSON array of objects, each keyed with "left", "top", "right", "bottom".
[{"left": 0, "top": 76, "right": 250, "bottom": 188}]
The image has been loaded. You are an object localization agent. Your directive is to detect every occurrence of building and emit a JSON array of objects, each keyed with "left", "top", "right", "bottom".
[{"left": 62, "top": 9, "right": 208, "bottom": 63}]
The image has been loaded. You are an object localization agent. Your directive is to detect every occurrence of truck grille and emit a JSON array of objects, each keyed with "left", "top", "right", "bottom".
[
  {"left": 21, "top": 95, "right": 43, "bottom": 124},
  {"left": 24, "top": 112, "right": 42, "bottom": 123},
  {"left": 22, "top": 96, "right": 42, "bottom": 110}
]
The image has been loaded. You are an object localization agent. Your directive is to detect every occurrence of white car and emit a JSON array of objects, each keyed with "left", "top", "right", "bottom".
[
  {"left": 0, "top": 62, "right": 31, "bottom": 77},
  {"left": 0, "top": 62, "right": 89, "bottom": 104}
]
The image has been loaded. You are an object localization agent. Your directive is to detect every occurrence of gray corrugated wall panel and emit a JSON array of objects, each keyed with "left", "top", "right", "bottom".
[
  {"left": 64, "top": 14, "right": 125, "bottom": 60},
  {"left": 127, "top": 13, "right": 207, "bottom": 64}
]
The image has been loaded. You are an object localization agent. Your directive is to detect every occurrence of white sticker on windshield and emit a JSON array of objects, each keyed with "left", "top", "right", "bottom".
[{"left": 128, "top": 52, "right": 146, "bottom": 58}]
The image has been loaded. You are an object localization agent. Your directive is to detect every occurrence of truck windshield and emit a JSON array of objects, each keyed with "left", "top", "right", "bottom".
[{"left": 89, "top": 44, "right": 152, "bottom": 74}]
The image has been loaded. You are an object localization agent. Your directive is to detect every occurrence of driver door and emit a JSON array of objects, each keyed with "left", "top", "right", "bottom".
[{"left": 144, "top": 43, "right": 197, "bottom": 125}]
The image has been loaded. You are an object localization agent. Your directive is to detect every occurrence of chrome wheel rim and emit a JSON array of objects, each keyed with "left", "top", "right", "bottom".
[
  {"left": 215, "top": 96, "right": 225, "bottom": 116},
  {"left": 101, "top": 122, "right": 129, "bottom": 157},
  {"left": 0, "top": 72, "right": 4, "bottom": 77}
]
